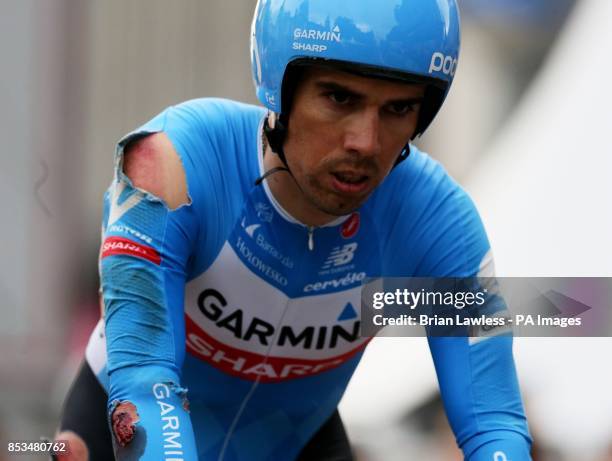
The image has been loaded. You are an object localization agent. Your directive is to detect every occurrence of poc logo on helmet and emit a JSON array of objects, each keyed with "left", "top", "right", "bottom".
[{"left": 429, "top": 52, "right": 458, "bottom": 77}]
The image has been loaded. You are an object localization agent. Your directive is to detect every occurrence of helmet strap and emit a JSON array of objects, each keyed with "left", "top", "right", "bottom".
[
  {"left": 263, "top": 115, "right": 290, "bottom": 168},
  {"left": 254, "top": 115, "right": 293, "bottom": 186},
  {"left": 263, "top": 113, "right": 289, "bottom": 164}
]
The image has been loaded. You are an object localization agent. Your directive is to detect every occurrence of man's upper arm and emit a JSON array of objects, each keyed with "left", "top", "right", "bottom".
[
  {"left": 101, "top": 126, "right": 199, "bottom": 373},
  {"left": 122, "top": 132, "right": 189, "bottom": 210}
]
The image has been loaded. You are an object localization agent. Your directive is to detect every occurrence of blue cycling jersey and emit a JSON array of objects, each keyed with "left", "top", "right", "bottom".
[{"left": 86, "top": 98, "right": 532, "bottom": 460}]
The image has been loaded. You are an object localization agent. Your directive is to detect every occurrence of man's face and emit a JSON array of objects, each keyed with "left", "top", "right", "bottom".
[{"left": 282, "top": 66, "right": 425, "bottom": 221}]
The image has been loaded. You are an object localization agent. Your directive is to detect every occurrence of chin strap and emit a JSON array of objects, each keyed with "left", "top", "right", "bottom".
[
  {"left": 254, "top": 166, "right": 290, "bottom": 186},
  {"left": 255, "top": 116, "right": 293, "bottom": 186}
]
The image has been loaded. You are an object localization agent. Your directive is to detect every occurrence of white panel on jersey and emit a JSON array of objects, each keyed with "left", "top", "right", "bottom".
[{"left": 184, "top": 241, "right": 368, "bottom": 360}]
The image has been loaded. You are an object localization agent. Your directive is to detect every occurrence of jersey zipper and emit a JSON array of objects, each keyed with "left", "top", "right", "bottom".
[{"left": 307, "top": 226, "right": 315, "bottom": 251}]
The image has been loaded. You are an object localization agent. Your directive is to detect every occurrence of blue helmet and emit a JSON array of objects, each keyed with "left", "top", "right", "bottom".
[{"left": 251, "top": 0, "right": 461, "bottom": 137}]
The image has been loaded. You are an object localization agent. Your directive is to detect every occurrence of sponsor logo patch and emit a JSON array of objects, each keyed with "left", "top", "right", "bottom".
[
  {"left": 304, "top": 271, "right": 366, "bottom": 293},
  {"left": 239, "top": 217, "right": 294, "bottom": 269},
  {"left": 185, "top": 316, "right": 367, "bottom": 383},
  {"left": 429, "top": 52, "right": 458, "bottom": 77},
  {"left": 101, "top": 236, "right": 161, "bottom": 265},
  {"left": 255, "top": 202, "right": 274, "bottom": 223},
  {"left": 341, "top": 212, "right": 360, "bottom": 239},
  {"left": 337, "top": 302, "right": 358, "bottom": 321},
  {"left": 292, "top": 25, "right": 341, "bottom": 53},
  {"left": 323, "top": 243, "right": 358, "bottom": 269},
  {"left": 293, "top": 26, "right": 341, "bottom": 42}
]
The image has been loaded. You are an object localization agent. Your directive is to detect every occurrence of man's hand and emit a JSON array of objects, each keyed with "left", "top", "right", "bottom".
[{"left": 52, "top": 431, "right": 88, "bottom": 461}]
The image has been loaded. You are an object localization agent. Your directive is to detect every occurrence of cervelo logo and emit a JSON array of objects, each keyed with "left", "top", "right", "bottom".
[
  {"left": 429, "top": 52, "right": 458, "bottom": 77},
  {"left": 322, "top": 243, "right": 358, "bottom": 269},
  {"left": 304, "top": 271, "right": 366, "bottom": 293},
  {"left": 101, "top": 236, "right": 161, "bottom": 265}
]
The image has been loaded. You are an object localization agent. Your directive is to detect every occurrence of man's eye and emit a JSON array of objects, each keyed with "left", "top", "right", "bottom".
[
  {"left": 387, "top": 102, "right": 416, "bottom": 115},
  {"left": 328, "top": 91, "right": 351, "bottom": 105}
]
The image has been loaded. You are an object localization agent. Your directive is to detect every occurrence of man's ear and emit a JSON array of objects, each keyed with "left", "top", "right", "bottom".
[{"left": 267, "top": 111, "right": 278, "bottom": 129}]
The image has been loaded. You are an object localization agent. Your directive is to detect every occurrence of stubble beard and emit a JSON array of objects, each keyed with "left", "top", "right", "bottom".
[
  {"left": 300, "top": 172, "right": 367, "bottom": 217},
  {"left": 288, "top": 148, "right": 380, "bottom": 218}
]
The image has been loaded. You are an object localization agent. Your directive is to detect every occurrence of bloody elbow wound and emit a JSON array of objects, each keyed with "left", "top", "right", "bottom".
[{"left": 111, "top": 401, "right": 140, "bottom": 447}]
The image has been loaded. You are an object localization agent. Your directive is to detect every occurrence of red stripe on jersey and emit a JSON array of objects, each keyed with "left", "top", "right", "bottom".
[
  {"left": 185, "top": 315, "right": 369, "bottom": 383},
  {"left": 101, "top": 236, "right": 161, "bottom": 265}
]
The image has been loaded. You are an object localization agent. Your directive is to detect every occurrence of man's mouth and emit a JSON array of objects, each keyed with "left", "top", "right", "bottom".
[
  {"left": 332, "top": 171, "right": 369, "bottom": 184},
  {"left": 330, "top": 171, "right": 370, "bottom": 194}
]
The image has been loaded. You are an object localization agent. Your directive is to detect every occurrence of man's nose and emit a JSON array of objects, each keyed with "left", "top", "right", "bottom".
[{"left": 343, "top": 109, "right": 381, "bottom": 157}]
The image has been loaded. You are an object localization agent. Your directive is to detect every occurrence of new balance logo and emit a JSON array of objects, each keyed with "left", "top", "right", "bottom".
[{"left": 322, "top": 243, "right": 358, "bottom": 269}]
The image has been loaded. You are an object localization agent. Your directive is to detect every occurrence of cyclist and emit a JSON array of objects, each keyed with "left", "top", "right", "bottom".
[{"left": 56, "top": 0, "right": 532, "bottom": 459}]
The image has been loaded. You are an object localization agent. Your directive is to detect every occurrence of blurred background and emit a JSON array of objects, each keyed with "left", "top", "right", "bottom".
[{"left": 1, "top": 0, "right": 610, "bottom": 460}]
